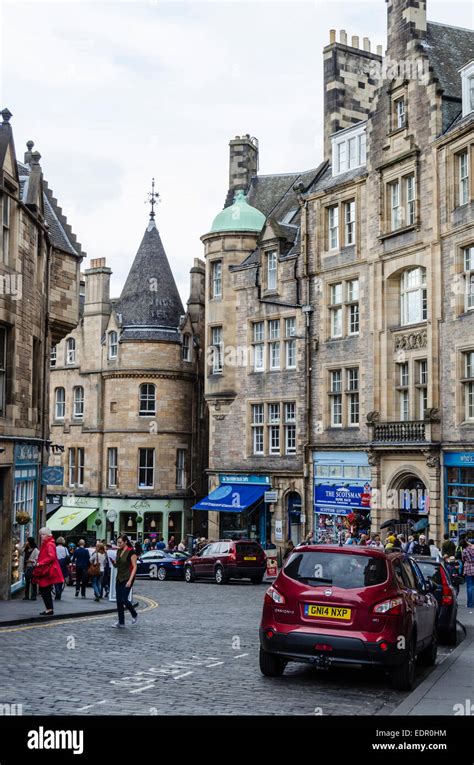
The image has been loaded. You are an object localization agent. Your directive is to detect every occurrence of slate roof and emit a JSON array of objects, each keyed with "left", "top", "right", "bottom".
[
  {"left": 309, "top": 162, "right": 367, "bottom": 194},
  {"left": 17, "top": 160, "right": 85, "bottom": 258},
  {"left": 116, "top": 220, "right": 184, "bottom": 340}
]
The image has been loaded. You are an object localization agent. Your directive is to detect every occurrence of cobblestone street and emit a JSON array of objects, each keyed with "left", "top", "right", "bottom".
[{"left": 0, "top": 580, "right": 460, "bottom": 716}]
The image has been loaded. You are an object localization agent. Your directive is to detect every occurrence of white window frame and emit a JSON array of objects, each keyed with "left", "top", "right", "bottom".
[
  {"left": 77, "top": 448, "right": 85, "bottom": 487},
  {"left": 328, "top": 205, "right": 339, "bottom": 250},
  {"left": 345, "top": 200, "right": 356, "bottom": 245},
  {"left": 139, "top": 383, "right": 156, "bottom": 416},
  {"left": 73, "top": 386, "right": 84, "bottom": 419},
  {"left": 347, "top": 368, "right": 359, "bottom": 426},
  {"left": 395, "top": 97, "right": 406, "bottom": 129},
  {"left": 464, "top": 351, "right": 474, "bottom": 421},
  {"left": 267, "top": 251, "right": 278, "bottom": 291},
  {"left": 107, "top": 448, "right": 118, "bottom": 488},
  {"left": 211, "top": 260, "right": 222, "bottom": 299},
  {"left": 251, "top": 404, "right": 264, "bottom": 455},
  {"left": 55, "top": 387, "right": 65, "bottom": 420},
  {"left": 459, "top": 150, "right": 469, "bottom": 206},
  {"left": 108, "top": 331, "right": 118, "bottom": 360},
  {"left": 268, "top": 403, "right": 281, "bottom": 455},
  {"left": 138, "top": 448, "right": 155, "bottom": 489},
  {"left": 460, "top": 62, "right": 474, "bottom": 117},
  {"left": 400, "top": 267, "right": 427, "bottom": 326},
  {"left": 390, "top": 180, "right": 401, "bottom": 231},
  {"left": 284, "top": 402, "right": 296, "bottom": 454},
  {"left": 176, "top": 448, "right": 186, "bottom": 489},
  {"left": 285, "top": 317, "right": 296, "bottom": 369},
  {"left": 211, "top": 326, "right": 223, "bottom": 374},
  {"left": 464, "top": 246, "right": 474, "bottom": 311},
  {"left": 50, "top": 345, "right": 57, "bottom": 368},
  {"left": 330, "top": 369, "right": 343, "bottom": 427},
  {"left": 68, "top": 448, "right": 76, "bottom": 487},
  {"left": 252, "top": 322, "right": 265, "bottom": 372},
  {"left": 66, "top": 337, "right": 76, "bottom": 365},
  {"left": 182, "top": 333, "right": 192, "bottom": 362},
  {"left": 332, "top": 124, "right": 367, "bottom": 177}
]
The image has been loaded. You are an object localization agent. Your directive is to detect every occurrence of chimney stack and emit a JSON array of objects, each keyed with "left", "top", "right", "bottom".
[
  {"left": 84, "top": 258, "right": 112, "bottom": 318},
  {"left": 225, "top": 134, "right": 259, "bottom": 207},
  {"left": 386, "top": 0, "right": 427, "bottom": 58}
]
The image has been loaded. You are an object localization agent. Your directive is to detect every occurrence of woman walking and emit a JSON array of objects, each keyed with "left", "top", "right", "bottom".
[
  {"left": 32, "top": 528, "right": 65, "bottom": 616},
  {"left": 22, "top": 537, "right": 39, "bottom": 601},
  {"left": 111, "top": 534, "right": 138, "bottom": 628},
  {"left": 90, "top": 542, "right": 107, "bottom": 602}
]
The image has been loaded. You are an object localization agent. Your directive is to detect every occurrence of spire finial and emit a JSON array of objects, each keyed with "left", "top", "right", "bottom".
[{"left": 146, "top": 177, "right": 161, "bottom": 221}]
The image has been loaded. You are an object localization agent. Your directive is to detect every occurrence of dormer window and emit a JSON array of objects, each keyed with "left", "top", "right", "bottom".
[
  {"left": 460, "top": 61, "right": 474, "bottom": 117},
  {"left": 331, "top": 123, "right": 366, "bottom": 177}
]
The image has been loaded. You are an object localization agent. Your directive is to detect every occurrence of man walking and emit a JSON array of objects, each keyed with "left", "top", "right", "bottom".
[
  {"left": 72, "top": 539, "right": 90, "bottom": 598},
  {"left": 462, "top": 541, "right": 474, "bottom": 608}
]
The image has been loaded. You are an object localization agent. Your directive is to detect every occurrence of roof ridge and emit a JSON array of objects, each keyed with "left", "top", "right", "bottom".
[
  {"left": 42, "top": 180, "right": 84, "bottom": 255},
  {"left": 427, "top": 20, "right": 474, "bottom": 34}
]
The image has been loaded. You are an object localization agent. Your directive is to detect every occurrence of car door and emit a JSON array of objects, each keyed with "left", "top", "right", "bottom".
[
  {"left": 203, "top": 543, "right": 220, "bottom": 577},
  {"left": 403, "top": 558, "right": 431, "bottom": 645},
  {"left": 193, "top": 545, "right": 212, "bottom": 578}
]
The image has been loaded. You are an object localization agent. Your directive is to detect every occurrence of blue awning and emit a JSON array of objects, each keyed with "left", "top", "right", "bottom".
[{"left": 192, "top": 484, "right": 267, "bottom": 513}]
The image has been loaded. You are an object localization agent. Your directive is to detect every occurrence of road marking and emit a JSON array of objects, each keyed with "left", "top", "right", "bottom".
[
  {"left": 233, "top": 653, "right": 248, "bottom": 659},
  {"left": 130, "top": 684, "right": 156, "bottom": 694},
  {"left": 206, "top": 661, "right": 224, "bottom": 667},
  {"left": 174, "top": 671, "right": 193, "bottom": 679},
  {"left": 0, "top": 594, "right": 158, "bottom": 634},
  {"left": 77, "top": 704, "right": 96, "bottom": 711}
]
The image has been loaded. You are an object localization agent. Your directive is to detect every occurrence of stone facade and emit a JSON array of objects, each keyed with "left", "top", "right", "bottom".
[
  {"left": 48, "top": 219, "right": 207, "bottom": 547},
  {"left": 0, "top": 110, "right": 84, "bottom": 598}
]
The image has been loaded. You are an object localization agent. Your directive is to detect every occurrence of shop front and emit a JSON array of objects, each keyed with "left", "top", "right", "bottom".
[
  {"left": 11, "top": 443, "right": 41, "bottom": 594},
  {"left": 313, "top": 451, "right": 372, "bottom": 541},
  {"left": 193, "top": 475, "right": 272, "bottom": 545},
  {"left": 444, "top": 452, "right": 474, "bottom": 541}
]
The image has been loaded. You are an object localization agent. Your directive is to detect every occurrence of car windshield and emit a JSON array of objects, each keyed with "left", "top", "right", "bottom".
[
  {"left": 284, "top": 551, "right": 387, "bottom": 589},
  {"left": 415, "top": 561, "right": 442, "bottom": 586}
]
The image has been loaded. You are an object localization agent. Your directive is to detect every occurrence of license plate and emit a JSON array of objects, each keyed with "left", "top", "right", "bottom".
[
  {"left": 304, "top": 604, "right": 352, "bottom": 620},
  {"left": 244, "top": 556, "right": 256, "bottom": 561}
]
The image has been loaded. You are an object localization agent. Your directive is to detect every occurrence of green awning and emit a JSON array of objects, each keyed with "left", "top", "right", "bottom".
[{"left": 47, "top": 505, "right": 97, "bottom": 531}]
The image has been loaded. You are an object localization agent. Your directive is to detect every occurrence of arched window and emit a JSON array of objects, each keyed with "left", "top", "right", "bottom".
[
  {"left": 139, "top": 383, "right": 156, "bottom": 416},
  {"left": 73, "top": 386, "right": 84, "bottom": 418},
  {"left": 66, "top": 337, "right": 76, "bottom": 365},
  {"left": 400, "top": 267, "right": 427, "bottom": 326},
  {"left": 55, "top": 387, "right": 65, "bottom": 419},
  {"left": 108, "top": 331, "right": 118, "bottom": 359},
  {"left": 182, "top": 334, "right": 191, "bottom": 362}
]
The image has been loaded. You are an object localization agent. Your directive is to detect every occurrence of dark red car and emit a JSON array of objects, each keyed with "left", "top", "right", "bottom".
[
  {"left": 259, "top": 545, "right": 438, "bottom": 690},
  {"left": 184, "top": 540, "right": 266, "bottom": 585}
]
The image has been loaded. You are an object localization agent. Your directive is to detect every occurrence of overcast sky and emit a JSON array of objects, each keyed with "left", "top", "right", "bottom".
[{"left": 2, "top": 0, "right": 473, "bottom": 304}]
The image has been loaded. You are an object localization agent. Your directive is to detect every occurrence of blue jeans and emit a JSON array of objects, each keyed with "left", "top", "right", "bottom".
[
  {"left": 116, "top": 581, "right": 137, "bottom": 625},
  {"left": 466, "top": 575, "right": 474, "bottom": 608},
  {"left": 92, "top": 575, "right": 102, "bottom": 599}
]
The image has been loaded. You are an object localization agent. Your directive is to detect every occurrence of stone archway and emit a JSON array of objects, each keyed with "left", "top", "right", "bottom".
[{"left": 389, "top": 471, "right": 429, "bottom": 527}]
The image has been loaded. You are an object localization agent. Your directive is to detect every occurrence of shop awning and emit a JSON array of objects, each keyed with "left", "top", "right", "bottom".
[
  {"left": 192, "top": 484, "right": 267, "bottom": 513},
  {"left": 47, "top": 505, "right": 97, "bottom": 531}
]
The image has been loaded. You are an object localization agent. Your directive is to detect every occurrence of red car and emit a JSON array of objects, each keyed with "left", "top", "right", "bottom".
[
  {"left": 259, "top": 545, "right": 438, "bottom": 690},
  {"left": 184, "top": 540, "right": 267, "bottom": 584}
]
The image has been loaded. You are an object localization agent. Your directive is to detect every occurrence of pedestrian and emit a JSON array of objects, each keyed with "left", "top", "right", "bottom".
[
  {"left": 143, "top": 537, "right": 151, "bottom": 552},
  {"left": 89, "top": 543, "right": 107, "bottom": 602},
  {"left": 384, "top": 534, "right": 397, "bottom": 552},
  {"left": 406, "top": 535, "right": 416, "bottom": 554},
  {"left": 178, "top": 539, "right": 187, "bottom": 552},
  {"left": 155, "top": 535, "right": 166, "bottom": 550},
  {"left": 32, "top": 528, "right": 64, "bottom": 616},
  {"left": 413, "top": 534, "right": 431, "bottom": 556},
  {"left": 111, "top": 534, "right": 138, "bottom": 629},
  {"left": 368, "top": 533, "right": 383, "bottom": 549},
  {"left": 167, "top": 535, "right": 177, "bottom": 551},
  {"left": 429, "top": 538, "right": 442, "bottom": 561},
  {"left": 72, "top": 539, "right": 90, "bottom": 598},
  {"left": 441, "top": 533, "right": 456, "bottom": 559},
  {"left": 445, "top": 556, "right": 462, "bottom": 595},
  {"left": 397, "top": 534, "right": 407, "bottom": 551},
  {"left": 22, "top": 537, "right": 39, "bottom": 601},
  {"left": 134, "top": 540, "right": 143, "bottom": 557},
  {"left": 283, "top": 539, "right": 295, "bottom": 562},
  {"left": 359, "top": 534, "right": 368, "bottom": 546},
  {"left": 54, "top": 536, "right": 69, "bottom": 600},
  {"left": 462, "top": 541, "right": 474, "bottom": 608}
]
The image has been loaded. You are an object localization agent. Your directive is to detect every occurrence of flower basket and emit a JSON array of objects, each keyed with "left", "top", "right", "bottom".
[
  {"left": 136, "top": 516, "right": 143, "bottom": 524},
  {"left": 15, "top": 512, "right": 31, "bottom": 526}
]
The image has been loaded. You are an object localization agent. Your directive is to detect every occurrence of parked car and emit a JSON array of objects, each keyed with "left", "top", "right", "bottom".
[
  {"left": 137, "top": 550, "right": 189, "bottom": 580},
  {"left": 259, "top": 545, "right": 438, "bottom": 690},
  {"left": 412, "top": 556, "right": 458, "bottom": 645},
  {"left": 184, "top": 540, "right": 266, "bottom": 584}
]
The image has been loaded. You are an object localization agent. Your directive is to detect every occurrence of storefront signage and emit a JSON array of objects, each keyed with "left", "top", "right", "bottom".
[
  {"left": 314, "top": 483, "right": 371, "bottom": 510},
  {"left": 275, "top": 520, "right": 283, "bottom": 541},
  {"left": 264, "top": 491, "right": 278, "bottom": 503},
  {"left": 41, "top": 466, "right": 64, "bottom": 485},
  {"left": 15, "top": 444, "right": 40, "bottom": 464},
  {"left": 219, "top": 475, "right": 271, "bottom": 485},
  {"left": 444, "top": 452, "right": 474, "bottom": 466}
]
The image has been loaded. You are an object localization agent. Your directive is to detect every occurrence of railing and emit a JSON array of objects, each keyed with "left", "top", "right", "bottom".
[{"left": 371, "top": 421, "right": 426, "bottom": 443}]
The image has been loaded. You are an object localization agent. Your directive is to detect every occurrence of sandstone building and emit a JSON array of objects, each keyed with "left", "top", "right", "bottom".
[
  {"left": 47, "top": 203, "right": 207, "bottom": 546},
  {"left": 199, "top": 0, "right": 474, "bottom": 551},
  {"left": 0, "top": 109, "right": 84, "bottom": 597}
]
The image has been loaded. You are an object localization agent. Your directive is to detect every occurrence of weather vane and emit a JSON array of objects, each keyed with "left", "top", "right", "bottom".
[{"left": 146, "top": 178, "right": 161, "bottom": 220}]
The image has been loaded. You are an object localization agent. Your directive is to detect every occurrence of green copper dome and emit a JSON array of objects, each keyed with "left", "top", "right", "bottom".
[{"left": 210, "top": 190, "right": 265, "bottom": 234}]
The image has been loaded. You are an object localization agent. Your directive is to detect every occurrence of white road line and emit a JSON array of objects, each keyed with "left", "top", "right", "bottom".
[
  {"left": 233, "top": 653, "right": 249, "bottom": 659},
  {"left": 129, "top": 683, "right": 156, "bottom": 694},
  {"left": 174, "top": 671, "right": 193, "bottom": 679},
  {"left": 206, "top": 661, "right": 224, "bottom": 667},
  {"left": 77, "top": 704, "right": 95, "bottom": 711}
]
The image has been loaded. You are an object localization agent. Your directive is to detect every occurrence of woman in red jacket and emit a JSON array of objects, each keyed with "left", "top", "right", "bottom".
[{"left": 32, "top": 527, "right": 64, "bottom": 616}]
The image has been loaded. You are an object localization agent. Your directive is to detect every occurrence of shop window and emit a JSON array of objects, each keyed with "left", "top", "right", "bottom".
[{"left": 144, "top": 512, "right": 163, "bottom": 535}]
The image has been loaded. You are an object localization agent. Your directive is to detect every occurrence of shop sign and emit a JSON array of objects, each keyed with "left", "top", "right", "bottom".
[
  {"left": 264, "top": 490, "right": 278, "bottom": 503},
  {"left": 14, "top": 444, "right": 40, "bottom": 464},
  {"left": 220, "top": 474, "right": 271, "bottom": 485},
  {"left": 275, "top": 520, "right": 283, "bottom": 541},
  {"left": 444, "top": 453, "right": 474, "bottom": 466},
  {"left": 41, "top": 466, "right": 64, "bottom": 485},
  {"left": 314, "top": 483, "right": 372, "bottom": 511}
]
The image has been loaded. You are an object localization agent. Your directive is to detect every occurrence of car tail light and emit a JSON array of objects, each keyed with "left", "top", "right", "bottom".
[
  {"left": 372, "top": 597, "right": 403, "bottom": 615},
  {"left": 265, "top": 586, "right": 286, "bottom": 605},
  {"left": 379, "top": 641, "right": 389, "bottom": 651},
  {"left": 440, "top": 568, "right": 454, "bottom": 605},
  {"left": 314, "top": 643, "right": 333, "bottom": 652},
  {"left": 265, "top": 630, "right": 275, "bottom": 639},
  {"left": 171, "top": 560, "right": 182, "bottom": 566}
]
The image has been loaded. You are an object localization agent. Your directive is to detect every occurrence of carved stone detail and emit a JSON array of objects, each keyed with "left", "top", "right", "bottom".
[{"left": 394, "top": 330, "right": 427, "bottom": 351}]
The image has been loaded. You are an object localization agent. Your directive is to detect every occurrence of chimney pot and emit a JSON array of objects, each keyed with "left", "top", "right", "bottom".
[
  {"left": 340, "top": 30, "right": 347, "bottom": 45},
  {"left": 377, "top": 44, "right": 383, "bottom": 56},
  {"left": 363, "top": 37, "right": 371, "bottom": 51},
  {"left": 351, "top": 35, "right": 359, "bottom": 48},
  {"left": 329, "top": 29, "right": 336, "bottom": 44}
]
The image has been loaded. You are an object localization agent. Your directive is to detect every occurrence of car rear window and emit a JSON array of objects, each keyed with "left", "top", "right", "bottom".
[
  {"left": 415, "top": 561, "right": 442, "bottom": 586},
  {"left": 284, "top": 551, "right": 387, "bottom": 589},
  {"left": 236, "top": 543, "right": 261, "bottom": 555}
]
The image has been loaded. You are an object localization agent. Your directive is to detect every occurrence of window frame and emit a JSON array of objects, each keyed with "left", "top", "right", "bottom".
[
  {"left": 139, "top": 383, "right": 156, "bottom": 417},
  {"left": 138, "top": 448, "right": 155, "bottom": 489},
  {"left": 55, "top": 387, "right": 66, "bottom": 420},
  {"left": 66, "top": 337, "right": 76, "bottom": 365},
  {"left": 107, "top": 447, "right": 118, "bottom": 488},
  {"left": 73, "top": 385, "right": 84, "bottom": 419},
  {"left": 267, "top": 251, "right": 278, "bottom": 291},
  {"left": 211, "top": 326, "right": 223, "bottom": 374},
  {"left": 400, "top": 267, "right": 427, "bottom": 326},
  {"left": 211, "top": 259, "right": 222, "bottom": 299},
  {"left": 108, "top": 331, "right": 118, "bottom": 360},
  {"left": 0, "top": 326, "right": 6, "bottom": 417}
]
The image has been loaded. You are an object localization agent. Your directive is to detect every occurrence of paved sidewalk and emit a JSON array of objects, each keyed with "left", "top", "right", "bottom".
[
  {"left": 392, "top": 588, "right": 474, "bottom": 716},
  {"left": 0, "top": 586, "right": 117, "bottom": 626}
]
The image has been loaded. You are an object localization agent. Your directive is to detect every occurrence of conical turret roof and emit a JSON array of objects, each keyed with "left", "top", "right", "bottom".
[{"left": 117, "top": 219, "right": 184, "bottom": 339}]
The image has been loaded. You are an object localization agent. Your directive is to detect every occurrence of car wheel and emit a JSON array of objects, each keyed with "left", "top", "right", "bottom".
[
  {"left": 157, "top": 566, "right": 167, "bottom": 581},
  {"left": 418, "top": 628, "right": 438, "bottom": 666},
  {"left": 214, "top": 565, "right": 227, "bottom": 585},
  {"left": 251, "top": 575, "right": 264, "bottom": 584},
  {"left": 259, "top": 647, "right": 286, "bottom": 677},
  {"left": 390, "top": 635, "right": 416, "bottom": 691},
  {"left": 184, "top": 566, "right": 194, "bottom": 583}
]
